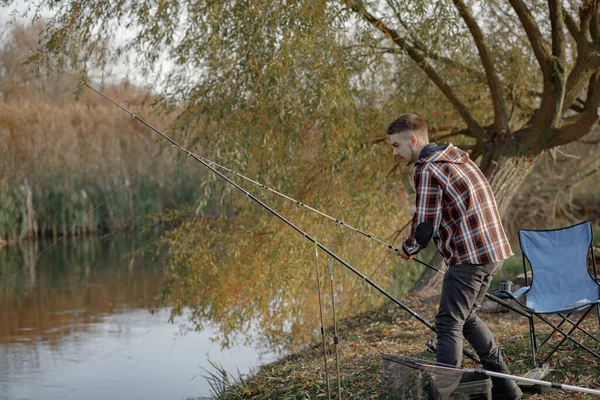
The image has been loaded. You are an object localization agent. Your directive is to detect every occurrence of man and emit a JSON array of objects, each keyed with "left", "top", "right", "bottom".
[{"left": 388, "top": 114, "right": 522, "bottom": 400}]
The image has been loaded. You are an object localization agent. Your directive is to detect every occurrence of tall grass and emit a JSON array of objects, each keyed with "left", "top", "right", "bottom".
[{"left": 0, "top": 95, "right": 206, "bottom": 243}]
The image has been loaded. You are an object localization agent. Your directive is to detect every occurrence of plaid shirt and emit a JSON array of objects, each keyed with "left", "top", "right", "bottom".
[{"left": 402, "top": 144, "right": 512, "bottom": 267}]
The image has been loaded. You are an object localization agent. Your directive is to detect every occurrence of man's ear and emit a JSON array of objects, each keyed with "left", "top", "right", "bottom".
[{"left": 410, "top": 133, "right": 418, "bottom": 146}]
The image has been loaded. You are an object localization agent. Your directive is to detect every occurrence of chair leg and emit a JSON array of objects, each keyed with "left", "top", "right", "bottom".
[
  {"left": 528, "top": 316, "right": 537, "bottom": 369},
  {"left": 531, "top": 316, "right": 537, "bottom": 350},
  {"left": 539, "top": 313, "right": 569, "bottom": 347},
  {"left": 555, "top": 313, "right": 600, "bottom": 344},
  {"left": 538, "top": 307, "right": 600, "bottom": 365}
]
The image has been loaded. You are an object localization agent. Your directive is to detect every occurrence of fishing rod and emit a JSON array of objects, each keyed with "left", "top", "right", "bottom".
[
  {"left": 157, "top": 138, "right": 553, "bottom": 336},
  {"left": 93, "top": 72, "right": 589, "bottom": 386},
  {"left": 60, "top": 69, "right": 480, "bottom": 362},
  {"left": 313, "top": 238, "right": 332, "bottom": 400},
  {"left": 169, "top": 141, "right": 449, "bottom": 281},
  {"left": 328, "top": 257, "right": 343, "bottom": 399},
  {"left": 383, "top": 354, "right": 600, "bottom": 396},
  {"left": 416, "top": 359, "right": 600, "bottom": 396}
]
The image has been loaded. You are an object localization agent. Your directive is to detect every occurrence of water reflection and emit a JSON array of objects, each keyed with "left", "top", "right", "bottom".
[{"left": 0, "top": 232, "right": 277, "bottom": 400}]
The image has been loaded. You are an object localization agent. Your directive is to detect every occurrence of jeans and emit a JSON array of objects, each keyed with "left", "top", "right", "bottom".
[{"left": 435, "top": 261, "right": 503, "bottom": 366}]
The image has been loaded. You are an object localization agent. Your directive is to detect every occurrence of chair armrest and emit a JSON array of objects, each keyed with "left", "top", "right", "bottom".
[
  {"left": 491, "top": 290, "right": 512, "bottom": 300},
  {"left": 488, "top": 287, "right": 532, "bottom": 316},
  {"left": 491, "top": 286, "right": 529, "bottom": 300},
  {"left": 511, "top": 286, "right": 530, "bottom": 299}
]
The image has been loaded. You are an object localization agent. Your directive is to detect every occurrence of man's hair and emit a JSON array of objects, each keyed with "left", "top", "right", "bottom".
[{"left": 386, "top": 114, "right": 428, "bottom": 141}]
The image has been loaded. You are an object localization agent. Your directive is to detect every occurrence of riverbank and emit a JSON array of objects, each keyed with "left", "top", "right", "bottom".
[{"left": 218, "top": 294, "right": 600, "bottom": 399}]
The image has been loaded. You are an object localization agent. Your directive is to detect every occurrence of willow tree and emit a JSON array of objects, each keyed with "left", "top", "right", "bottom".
[
  {"left": 5, "top": 0, "right": 599, "bottom": 294},
  {"left": 342, "top": 0, "right": 600, "bottom": 291}
]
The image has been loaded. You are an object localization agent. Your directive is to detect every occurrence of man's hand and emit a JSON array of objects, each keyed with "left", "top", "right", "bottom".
[{"left": 398, "top": 249, "right": 412, "bottom": 260}]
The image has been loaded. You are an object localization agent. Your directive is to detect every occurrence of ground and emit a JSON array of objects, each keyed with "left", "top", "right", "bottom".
[{"left": 218, "top": 295, "right": 600, "bottom": 399}]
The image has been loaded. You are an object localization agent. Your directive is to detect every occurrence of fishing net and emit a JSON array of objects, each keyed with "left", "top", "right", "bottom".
[{"left": 381, "top": 354, "right": 492, "bottom": 400}]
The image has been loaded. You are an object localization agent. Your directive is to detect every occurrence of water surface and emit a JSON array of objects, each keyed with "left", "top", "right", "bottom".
[{"left": 0, "top": 233, "right": 277, "bottom": 400}]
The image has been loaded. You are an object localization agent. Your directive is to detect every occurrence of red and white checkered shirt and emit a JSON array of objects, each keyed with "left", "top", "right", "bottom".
[{"left": 402, "top": 144, "right": 512, "bottom": 267}]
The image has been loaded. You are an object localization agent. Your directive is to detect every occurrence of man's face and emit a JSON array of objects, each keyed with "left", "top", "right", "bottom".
[{"left": 389, "top": 132, "right": 417, "bottom": 166}]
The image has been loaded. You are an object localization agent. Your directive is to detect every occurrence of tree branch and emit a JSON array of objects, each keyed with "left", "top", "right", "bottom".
[
  {"left": 430, "top": 125, "right": 498, "bottom": 142},
  {"left": 560, "top": 3, "right": 600, "bottom": 115},
  {"left": 511, "top": 1, "right": 568, "bottom": 146},
  {"left": 386, "top": 0, "right": 426, "bottom": 48},
  {"left": 563, "top": 7, "right": 581, "bottom": 42},
  {"left": 562, "top": 49, "right": 600, "bottom": 115},
  {"left": 341, "top": 0, "right": 487, "bottom": 144},
  {"left": 549, "top": 0, "right": 566, "bottom": 62},
  {"left": 431, "top": 127, "right": 475, "bottom": 141},
  {"left": 452, "top": 0, "right": 508, "bottom": 133},
  {"left": 579, "top": 0, "right": 599, "bottom": 41},
  {"left": 508, "top": 0, "right": 552, "bottom": 70},
  {"left": 553, "top": 71, "right": 600, "bottom": 148},
  {"left": 377, "top": 46, "right": 485, "bottom": 80},
  {"left": 591, "top": 8, "right": 599, "bottom": 40},
  {"left": 587, "top": 69, "right": 599, "bottom": 104},
  {"left": 384, "top": 2, "right": 487, "bottom": 82},
  {"left": 570, "top": 102, "right": 586, "bottom": 113}
]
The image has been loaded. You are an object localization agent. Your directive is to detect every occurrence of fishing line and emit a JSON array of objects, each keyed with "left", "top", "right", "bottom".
[
  {"left": 0, "top": 151, "right": 164, "bottom": 290},
  {"left": 176, "top": 141, "right": 543, "bottom": 332}
]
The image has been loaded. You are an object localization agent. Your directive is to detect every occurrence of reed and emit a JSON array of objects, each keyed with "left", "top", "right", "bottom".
[{"left": 0, "top": 95, "right": 206, "bottom": 243}]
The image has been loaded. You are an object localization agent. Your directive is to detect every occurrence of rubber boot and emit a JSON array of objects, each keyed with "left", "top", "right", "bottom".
[
  {"left": 458, "top": 372, "right": 491, "bottom": 400},
  {"left": 481, "top": 357, "right": 522, "bottom": 400}
]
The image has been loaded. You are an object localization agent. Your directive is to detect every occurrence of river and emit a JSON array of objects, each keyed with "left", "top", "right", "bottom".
[{"left": 0, "top": 231, "right": 279, "bottom": 400}]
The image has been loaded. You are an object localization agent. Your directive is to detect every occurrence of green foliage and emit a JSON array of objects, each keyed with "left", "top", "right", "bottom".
[{"left": 0, "top": 16, "right": 429, "bottom": 348}]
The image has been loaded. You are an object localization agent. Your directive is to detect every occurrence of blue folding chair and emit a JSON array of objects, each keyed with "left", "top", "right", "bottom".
[{"left": 498, "top": 221, "right": 600, "bottom": 368}]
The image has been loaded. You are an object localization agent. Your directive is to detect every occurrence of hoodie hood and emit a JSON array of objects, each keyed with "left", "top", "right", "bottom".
[
  {"left": 418, "top": 143, "right": 447, "bottom": 160},
  {"left": 416, "top": 143, "right": 469, "bottom": 165}
]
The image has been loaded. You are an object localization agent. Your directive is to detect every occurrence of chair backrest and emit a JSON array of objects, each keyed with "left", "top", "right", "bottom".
[{"left": 518, "top": 221, "right": 599, "bottom": 312}]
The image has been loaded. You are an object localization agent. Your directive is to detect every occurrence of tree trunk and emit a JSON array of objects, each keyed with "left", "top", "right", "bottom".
[{"left": 409, "top": 139, "right": 541, "bottom": 297}]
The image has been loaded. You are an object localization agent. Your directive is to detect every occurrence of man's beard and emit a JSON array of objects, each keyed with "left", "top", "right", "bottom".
[{"left": 406, "top": 147, "right": 416, "bottom": 166}]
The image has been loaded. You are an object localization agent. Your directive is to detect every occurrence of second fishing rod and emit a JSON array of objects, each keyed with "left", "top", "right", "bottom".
[{"left": 60, "top": 70, "right": 480, "bottom": 363}]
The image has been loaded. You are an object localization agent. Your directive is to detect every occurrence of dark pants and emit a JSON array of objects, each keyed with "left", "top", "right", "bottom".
[{"left": 435, "top": 261, "right": 503, "bottom": 366}]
